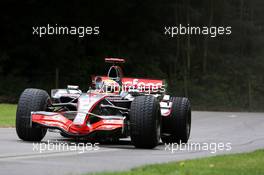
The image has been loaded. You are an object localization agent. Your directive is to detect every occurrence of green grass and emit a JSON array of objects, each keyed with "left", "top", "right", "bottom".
[
  {"left": 88, "top": 149, "right": 264, "bottom": 175},
  {"left": 0, "top": 104, "right": 16, "bottom": 127}
]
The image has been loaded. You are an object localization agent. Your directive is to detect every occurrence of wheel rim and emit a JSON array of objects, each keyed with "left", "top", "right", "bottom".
[
  {"left": 156, "top": 106, "right": 161, "bottom": 142},
  {"left": 186, "top": 108, "right": 191, "bottom": 138},
  {"left": 156, "top": 118, "right": 161, "bottom": 141}
]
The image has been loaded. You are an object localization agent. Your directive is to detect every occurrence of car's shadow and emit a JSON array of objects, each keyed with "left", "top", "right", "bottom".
[
  {"left": 14, "top": 134, "right": 164, "bottom": 150},
  {"left": 48, "top": 137, "right": 164, "bottom": 150}
]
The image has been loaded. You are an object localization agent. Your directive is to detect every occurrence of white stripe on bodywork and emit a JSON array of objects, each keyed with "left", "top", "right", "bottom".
[{"left": 73, "top": 93, "right": 105, "bottom": 125}]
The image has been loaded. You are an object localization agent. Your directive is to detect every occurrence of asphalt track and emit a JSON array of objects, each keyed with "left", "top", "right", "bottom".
[{"left": 0, "top": 111, "right": 264, "bottom": 175}]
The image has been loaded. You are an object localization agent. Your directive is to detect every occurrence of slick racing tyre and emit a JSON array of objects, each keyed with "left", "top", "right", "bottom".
[
  {"left": 161, "top": 97, "right": 191, "bottom": 144},
  {"left": 130, "top": 96, "right": 161, "bottom": 149},
  {"left": 16, "top": 88, "right": 50, "bottom": 141}
]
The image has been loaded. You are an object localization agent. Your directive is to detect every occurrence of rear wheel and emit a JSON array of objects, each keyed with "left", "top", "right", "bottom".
[
  {"left": 16, "top": 88, "right": 50, "bottom": 141},
  {"left": 161, "top": 97, "right": 191, "bottom": 144},
  {"left": 130, "top": 96, "right": 161, "bottom": 149}
]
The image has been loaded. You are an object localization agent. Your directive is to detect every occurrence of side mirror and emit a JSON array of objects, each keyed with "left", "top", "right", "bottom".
[
  {"left": 67, "top": 85, "right": 82, "bottom": 94},
  {"left": 67, "top": 85, "right": 79, "bottom": 90}
]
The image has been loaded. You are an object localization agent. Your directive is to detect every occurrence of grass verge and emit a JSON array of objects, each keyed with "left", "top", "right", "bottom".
[
  {"left": 88, "top": 149, "right": 264, "bottom": 175},
  {"left": 0, "top": 104, "right": 16, "bottom": 127}
]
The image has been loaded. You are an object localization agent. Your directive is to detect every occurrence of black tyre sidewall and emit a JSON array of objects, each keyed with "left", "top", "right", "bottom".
[
  {"left": 161, "top": 97, "right": 191, "bottom": 144},
  {"left": 16, "top": 88, "right": 50, "bottom": 141}
]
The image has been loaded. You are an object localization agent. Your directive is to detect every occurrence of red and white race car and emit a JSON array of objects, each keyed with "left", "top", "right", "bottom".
[{"left": 16, "top": 58, "right": 191, "bottom": 148}]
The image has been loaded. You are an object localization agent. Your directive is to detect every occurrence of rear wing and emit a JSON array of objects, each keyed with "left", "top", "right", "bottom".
[
  {"left": 105, "top": 58, "right": 125, "bottom": 64},
  {"left": 91, "top": 76, "right": 165, "bottom": 94}
]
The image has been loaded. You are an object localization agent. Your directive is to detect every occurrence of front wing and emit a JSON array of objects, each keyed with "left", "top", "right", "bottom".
[{"left": 31, "top": 111, "right": 125, "bottom": 137}]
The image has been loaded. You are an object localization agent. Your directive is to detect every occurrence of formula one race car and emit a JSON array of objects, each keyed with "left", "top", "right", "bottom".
[{"left": 16, "top": 58, "right": 191, "bottom": 148}]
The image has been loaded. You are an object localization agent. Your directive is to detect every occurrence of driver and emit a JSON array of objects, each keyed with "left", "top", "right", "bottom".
[{"left": 95, "top": 77, "right": 121, "bottom": 93}]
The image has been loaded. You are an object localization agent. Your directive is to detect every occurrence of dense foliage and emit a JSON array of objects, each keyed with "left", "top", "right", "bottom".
[{"left": 0, "top": 0, "right": 264, "bottom": 111}]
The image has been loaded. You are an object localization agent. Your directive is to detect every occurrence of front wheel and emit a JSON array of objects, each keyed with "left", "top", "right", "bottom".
[
  {"left": 16, "top": 88, "right": 50, "bottom": 141},
  {"left": 130, "top": 96, "right": 161, "bottom": 149}
]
